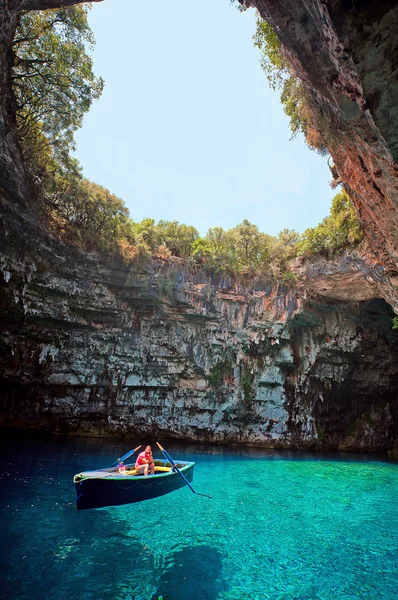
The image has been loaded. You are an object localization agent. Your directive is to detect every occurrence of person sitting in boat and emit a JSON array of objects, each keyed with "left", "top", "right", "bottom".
[
  {"left": 135, "top": 445, "right": 155, "bottom": 476},
  {"left": 117, "top": 458, "right": 126, "bottom": 474}
]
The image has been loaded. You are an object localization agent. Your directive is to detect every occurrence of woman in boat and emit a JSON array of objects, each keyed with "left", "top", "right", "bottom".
[{"left": 135, "top": 445, "right": 155, "bottom": 476}]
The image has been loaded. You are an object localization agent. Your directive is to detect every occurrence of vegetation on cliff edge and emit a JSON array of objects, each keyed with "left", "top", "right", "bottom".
[
  {"left": 253, "top": 16, "right": 328, "bottom": 155},
  {"left": 11, "top": 5, "right": 364, "bottom": 279}
]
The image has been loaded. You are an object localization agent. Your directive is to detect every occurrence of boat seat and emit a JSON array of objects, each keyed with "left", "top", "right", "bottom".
[{"left": 123, "top": 466, "right": 171, "bottom": 476}]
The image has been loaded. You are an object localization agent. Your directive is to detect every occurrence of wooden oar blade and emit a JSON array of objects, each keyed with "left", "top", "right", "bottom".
[
  {"left": 108, "top": 445, "right": 142, "bottom": 468},
  {"left": 155, "top": 441, "right": 212, "bottom": 499}
]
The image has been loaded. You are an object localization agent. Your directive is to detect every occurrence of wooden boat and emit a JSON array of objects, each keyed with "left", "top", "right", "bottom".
[{"left": 74, "top": 458, "right": 195, "bottom": 510}]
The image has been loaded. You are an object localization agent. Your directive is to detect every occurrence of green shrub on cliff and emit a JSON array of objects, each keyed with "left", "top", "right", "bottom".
[
  {"left": 208, "top": 359, "right": 234, "bottom": 394},
  {"left": 241, "top": 365, "right": 255, "bottom": 407},
  {"left": 157, "top": 221, "right": 200, "bottom": 258},
  {"left": 47, "top": 173, "right": 134, "bottom": 252},
  {"left": 133, "top": 219, "right": 162, "bottom": 252},
  {"left": 191, "top": 221, "right": 271, "bottom": 276},
  {"left": 194, "top": 227, "right": 239, "bottom": 274},
  {"left": 253, "top": 16, "right": 327, "bottom": 154},
  {"left": 253, "top": 17, "right": 287, "bottom": 91},
  {"left": 132, "top": 219, "right": 200, "bottom": 259},
  {"left": 191, "top": 223, "right": 300, "bottom": 280},
  {"left": 232, "top": 220, "right": 270, "bottom": 273},
  {"left": 297, "top": 190, "right": 364, "bottom": 257},
  {"left": 267, "top": 228, "right": 300, "bottom": 278}
]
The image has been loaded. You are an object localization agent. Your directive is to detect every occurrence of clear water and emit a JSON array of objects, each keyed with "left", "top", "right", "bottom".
[{"left": 1, "top": 434, "right": 398, "bottom": 600}]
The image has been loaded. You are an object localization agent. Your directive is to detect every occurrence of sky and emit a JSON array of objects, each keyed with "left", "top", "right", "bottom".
[{"left": 74, "top": 0, "right": 335, "bottom": 237}]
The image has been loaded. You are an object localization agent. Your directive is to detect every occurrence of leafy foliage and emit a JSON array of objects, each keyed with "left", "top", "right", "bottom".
[
  {"left": 253, "top": 16, "right": 327, "bottom": 154},
  {"left": 234, "top": 220, "right": 270, "bottom": 272},
  {"left": 132, "top": 220, "right": 200, "bottom": 259},
  {"left": 10, "top": 6, "right": 134, "bottom": 255},
  {"left": 9, "top": 5, "right": 363, "bottom": 274},
  {"left": 191, "top": 221, "right": 271, "bottom": 276},
  {"left": 297, "top": 190, "right": 364, "bottom": 257},
  {"left": 241, "top": 366, "right": 255, "bottom": 406},
  {"left": 157, "top": 221, "right": 199, "bottom": 258},
  {"left": 253, "top": 18, "right": 287, "bottom": 91},
  {"left": 193, "top": 227, "right": 237, "bottom": 273},
  {"left": 208, "top": 360, "right": 234, "bottom": 392},
  {"left": 48, "top": 176, "right": 134, "bottom": 251},
  {"left": 267, "top": 228, "right": 300, "bottom": 278},
  {"left": 13, "top": 7, "right": 103, "bottom": 159}
]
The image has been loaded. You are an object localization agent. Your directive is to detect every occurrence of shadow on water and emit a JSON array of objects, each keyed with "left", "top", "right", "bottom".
[
  {"left": 152, "top": 546, "right": 226, "bottom": 600},
  {"left": 2, "top": 428, "right": 396, "bottom": 466}
]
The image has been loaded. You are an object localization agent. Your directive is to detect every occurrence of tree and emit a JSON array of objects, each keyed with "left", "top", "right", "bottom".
[
  {"left": 12, "top": 5, "right": 104, "bottom": 186},
  {"left": 266, "top": 228, "right": 300, "bottom": 278},
  {"left": 197, "top": 222, "right": 270, "bottom": 275},
  {"left": 157, "top": 220, "right": 199, "bottom": 258},
  {"left": 0, "top": 0, "right": 103, "bottom": 202},
  {"left": 133, "top": 218, "right": 162, "bottom": 250},
  {"left": 13, "top": 1, "right": 102, "bottom": 8},
  {"left": 232, "top": 219, "right": 269, "bottom": 272},
  {"left": 204, "top": 227, "right": 239, "bottom": 273},
  {"left": 206, "top": 227, "right": 229, "bottom": 256},
  {"left": 297, "top": 190, "right": 364, "bottom": 257},
  {"left": 47, "top": 175, "right": 134, "bottom": 251},
  {"left": 191, "top": 237, "right": 211, "bottom": 262}
]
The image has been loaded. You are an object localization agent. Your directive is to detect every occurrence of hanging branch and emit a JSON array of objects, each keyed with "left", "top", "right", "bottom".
[{"left": 8, "top": 0, "right": 103, "bottom": 11}]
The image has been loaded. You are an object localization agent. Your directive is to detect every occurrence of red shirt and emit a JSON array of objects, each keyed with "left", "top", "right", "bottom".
[{"left": 135, "top": 450, "right": 151, "bottom": 467}]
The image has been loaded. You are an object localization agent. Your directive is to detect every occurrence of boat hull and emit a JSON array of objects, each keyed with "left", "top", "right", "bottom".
[{"left": 75, "top": 462, "right": 195, "bottom": 510}]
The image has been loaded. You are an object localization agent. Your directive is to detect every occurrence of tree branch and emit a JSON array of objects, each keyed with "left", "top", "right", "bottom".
[
  {"left": 10, "top": 0, "right": 103, "bottom": 10},
  {"left": 13, "top": 18, "right": 64, "bottom": 45}
]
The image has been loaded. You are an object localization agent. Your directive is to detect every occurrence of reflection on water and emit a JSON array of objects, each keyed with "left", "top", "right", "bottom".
[{"left": 1, "top": 431, "right": 398, "bottom": 600}]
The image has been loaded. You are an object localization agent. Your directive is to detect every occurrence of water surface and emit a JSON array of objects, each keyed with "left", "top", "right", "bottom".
[{"left": 1, "top": 434, "right": 398, "bottom": 600}]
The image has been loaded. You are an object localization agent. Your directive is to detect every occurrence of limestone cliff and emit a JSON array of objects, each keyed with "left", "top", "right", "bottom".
[
  {"left": 1, "top": 197, "right": 398, "bottom": 451},
  {"left": 1, "top": 1, "right": 398, "bottom": 451},
  {"left": 242, "top": 0, "right": 398, "bottom": 276}
]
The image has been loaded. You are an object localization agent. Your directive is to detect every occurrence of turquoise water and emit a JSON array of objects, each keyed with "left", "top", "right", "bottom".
[{"left": 1, "top": 435, "right": 398, "bottom": 600}]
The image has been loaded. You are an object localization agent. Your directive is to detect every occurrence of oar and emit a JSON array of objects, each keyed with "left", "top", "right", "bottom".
[
  {"left": 156, "top": 442, "right": 212, "bottom": 499},
  {"left": 108, "top": 445, "right": 142, "bottom": 469}
]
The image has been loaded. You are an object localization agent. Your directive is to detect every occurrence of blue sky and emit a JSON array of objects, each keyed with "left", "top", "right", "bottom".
[{"left": 74, "top": 0, "right": 335, "bottom": 237}]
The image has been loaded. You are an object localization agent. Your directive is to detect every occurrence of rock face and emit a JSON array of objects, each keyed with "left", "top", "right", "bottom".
[
  {"left": 1, "top": 198, "right": 398, "bottom": 451},
  {"left": 242, "top": 0, "right": 398, "bottom": 274},
  {"left": 1, "top": 1, "right": 398, "bottom": 451}
]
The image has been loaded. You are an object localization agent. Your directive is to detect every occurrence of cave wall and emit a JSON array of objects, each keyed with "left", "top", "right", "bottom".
[
  {"left": 1, "top": 199, "right": 398, "bottom": 450},
  {"left": 243, "top": 0, "right": 398, "bottom": 276},
  {"left": 286, "top": 298, "right": 398, "bottom": 450},
  {"left": 1, "top": 1, "right": 398, "bottom": 449}
]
